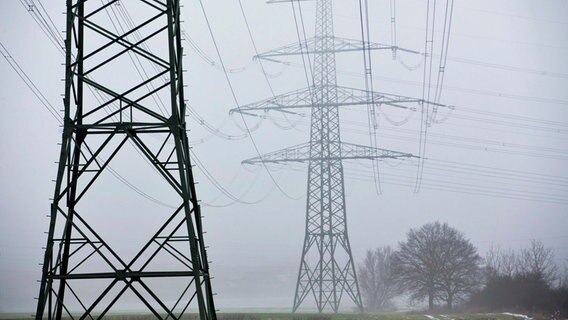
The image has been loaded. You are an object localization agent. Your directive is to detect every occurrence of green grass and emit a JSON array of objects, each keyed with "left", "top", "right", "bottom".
[{"left": 0, "top": 313, "right": 542, "bottom": 320}]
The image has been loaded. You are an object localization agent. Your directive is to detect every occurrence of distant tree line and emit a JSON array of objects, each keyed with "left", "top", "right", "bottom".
[
  {"left": 470, "top": 240, "right": 568, "bottom": 314},
  {"left": 358, "top": 222, "right": 568, "bottom": 316}
]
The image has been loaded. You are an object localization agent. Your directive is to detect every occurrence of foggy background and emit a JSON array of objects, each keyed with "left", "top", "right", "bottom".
[{"left": 1, "top": 0, "right": 567, "bottom": 313}]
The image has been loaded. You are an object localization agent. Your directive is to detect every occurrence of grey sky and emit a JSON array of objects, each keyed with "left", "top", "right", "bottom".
[{"left": 1, "top": 0, "right": 567, "bottom": 313}]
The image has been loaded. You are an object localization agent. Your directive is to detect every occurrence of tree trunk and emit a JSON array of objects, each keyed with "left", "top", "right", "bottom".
[
  {"left": 428, "top": 289, "right": 434, "bottom": 311},
  {"left": 447, "top": 293, "right": 453, "bottom": 310}
]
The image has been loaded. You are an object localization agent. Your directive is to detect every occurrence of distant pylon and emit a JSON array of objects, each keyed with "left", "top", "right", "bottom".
[
  {"left": 35, "top": 1, "right": 216, "bottom": 319},
  {"left": 232, "top": 0, "right": 446, "bottom": 312}
]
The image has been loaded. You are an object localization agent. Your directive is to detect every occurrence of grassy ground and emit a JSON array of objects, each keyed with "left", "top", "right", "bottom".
[{"left": 0, "top": 313, "right": 542, "bottom": 320}]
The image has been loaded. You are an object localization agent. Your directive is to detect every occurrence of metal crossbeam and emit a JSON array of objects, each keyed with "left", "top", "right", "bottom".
[
  {"left": 242, "top": 142, "right": 415, "bottom": 164},
  {"left": 255, "top": 36, "right": 418, "bottom": 60},
  {"left": 230, "top": 85, "right": 447, "bottom": 115}
]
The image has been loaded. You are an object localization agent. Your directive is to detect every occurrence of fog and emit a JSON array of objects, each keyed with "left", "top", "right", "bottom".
[{"left": 1, "top": 0, "right": 567, "bottom": 313}]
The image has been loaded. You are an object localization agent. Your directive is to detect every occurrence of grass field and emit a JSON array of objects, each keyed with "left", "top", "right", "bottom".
[{"left": 0, "top": 313, "right": 545, "bottom": 320}]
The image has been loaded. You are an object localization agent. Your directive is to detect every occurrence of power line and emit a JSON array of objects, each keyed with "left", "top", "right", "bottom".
[
  {"left": 103, "top": 2, "right": 278, "bottom": 207},
  {"left": 431, "top": 0, "right": 453, "bottom": 110},
  {"left": 390, "top": 0, "right": 397, "bottom": 58},
  {"left": 277, "top": 59, "right": 568, "bottom": 106},
  {"left": 290, "top": 1, "right": 316, "bottom": 90},
  {"left": 1, "top": 40, "right": 184, "bottom": 208},
  {"left": 318, "top": 9, "right": 568, "bottom": 78},
  {"left": 455, "top": 3, "right": 568, "bottom": 26},
  {"left": 375, "top": 159, "right": 568, "bottom": 193},
  {"left": 455, "top": 105, "right": 568, "bottom": 128},
  {"left": 270, "top": 114, "right": 568, "bottom": 162},
  {"left": 428, "top": 157, "right": 568, "bottom": 185},
  {"left": 200, "top": 166, "right": 265, "bottom": 206},
  {"left": 14, "top": 1, "right": 280, "bottom": 209},
  {"left": 238, "top": 0, "right": 301, "bottom": 130},
  {"left": 106, "top": 2, "right": 276, "bottom": 206},
  {"left": 358, "top": 0, "right": 383, "bottom": 194},
  {"left": 386, "top": 125, "right": 568, "bottom": 156},
  {"left": 198, "top": 0, "right": 300, "bottom": 201},
  {"left": 181, "top": 29, "right": 252, "bottom": 73},
  {"left": 190, "top": 149, "right": 270, "bottom": 205},
  {"left": 284, "top": 160, "right": 568, "bottom": 205},
  {"left": 341, "top": 95, "right": 568, "bottom": 134},
  {"left": 0, "top": 41, "right": 62, "bottom": 124},
  {"left": 12, "top": 1, "right": 568, "bottom": 209},
  {"left": 377, "top": 132, "right": 568, "bottom": 161},
  {"left": 239, "top": 0, "right": 275, "bottom": 96},
  {"left": 278, "top": 162, "right": 568, "bottom": 205},
  {"left": 336, "top": 10, "right": 568, "bottom": 52},
  {"left": 114, "top": 3, "right": 268, "bottom": 145},
  {"left": 444, "top": 55, "right": 568, "bottom": 80},
  {"left": 415, "top": 0, "right": 438, "bottom": 192},
  {"left": 19, "top": 0, "right": 65, "bottom": 55},
  {"left": 187, "top": 107, "right": 255, "bottom": 141}
]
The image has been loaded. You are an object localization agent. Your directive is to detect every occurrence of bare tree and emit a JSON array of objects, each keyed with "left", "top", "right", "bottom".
[
  {"left": 392, "top": 222, "right": 481, "bottom": 310},
  {"left": 472, "top": 242, "right": 566, "bottom": 311},
  {"left": 484, "top": 245, "right": 500, "bottom": 278},
  {"left": 485, "top": 245, "right": 518, "bottom": 278},
  {"left": 519, "top": 239, "right": 558, "bottom": 285},
  {"left": 358, "top": 246, "right": 400, "bottom": 312},
  {"left": 500, "top": 249, "right": 519, "bottom": 278},
  {"left": 436, "top": 227, "right": 483, "bottom": 309}
]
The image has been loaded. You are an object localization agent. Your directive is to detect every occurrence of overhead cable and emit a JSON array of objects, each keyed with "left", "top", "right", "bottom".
[{"left": 198, "top": 0, "right": 301, "bottom": 201}]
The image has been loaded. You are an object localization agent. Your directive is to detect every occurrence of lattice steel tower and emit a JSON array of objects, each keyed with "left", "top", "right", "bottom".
[
  {"left": 230, "top": 0, "right": 445, "bottom": 312},
  {"left": 35, "top": 1, "right": 216, "bottom": 319}
]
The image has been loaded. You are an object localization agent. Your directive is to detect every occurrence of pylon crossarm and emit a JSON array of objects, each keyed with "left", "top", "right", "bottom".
[
  {"left": 50, "top": 271, "right": 198, "bottom": 280},
  {"left": 75, "top": 123, "right": 171, "bottom": 132},
  {"left": 254, "top": 36, "right": 419, "bottom": 59},
  {"left": 231, "top": 85, "right": 448, "bottom": 115},
  {"left": 340, "top": 142, "right": 415, "bottom": 160},
  {"left": 230, "top": 87, "right": 312, "bottom": 115},
  {"left": 242, "top": 142, "right": 415, "bottom": 165},
  {"left": 335, "top": 86, "right": 439, "bottom": 110}
]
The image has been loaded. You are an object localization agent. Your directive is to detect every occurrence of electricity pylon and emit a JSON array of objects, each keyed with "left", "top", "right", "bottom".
[
  {"left": 35, "top": 1, "right": 216, "bottom": 319},
  {"left": 231, "top": 0, "right": 445, "bottom": 313}
]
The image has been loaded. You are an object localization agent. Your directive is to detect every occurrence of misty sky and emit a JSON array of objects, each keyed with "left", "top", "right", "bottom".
[{"left": 1, "top": 0, "right": 567, "bottom": 313}]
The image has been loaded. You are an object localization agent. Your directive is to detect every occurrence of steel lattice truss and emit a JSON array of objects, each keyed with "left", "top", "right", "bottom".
[
  {"left": 233, "top": 0, "right": 447, "bottom": 313},
  {"left": 230, "top": 85, "right": 446, "bottom": 115},
  {"left": 242, "top": 142, "right": 414, "bottom": 164},
  {"left": 35, "top": 1, "right": 216, "bottom": 319},
  {"left": 254, "top": 36, "right": 418, "bottom": 60}
]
